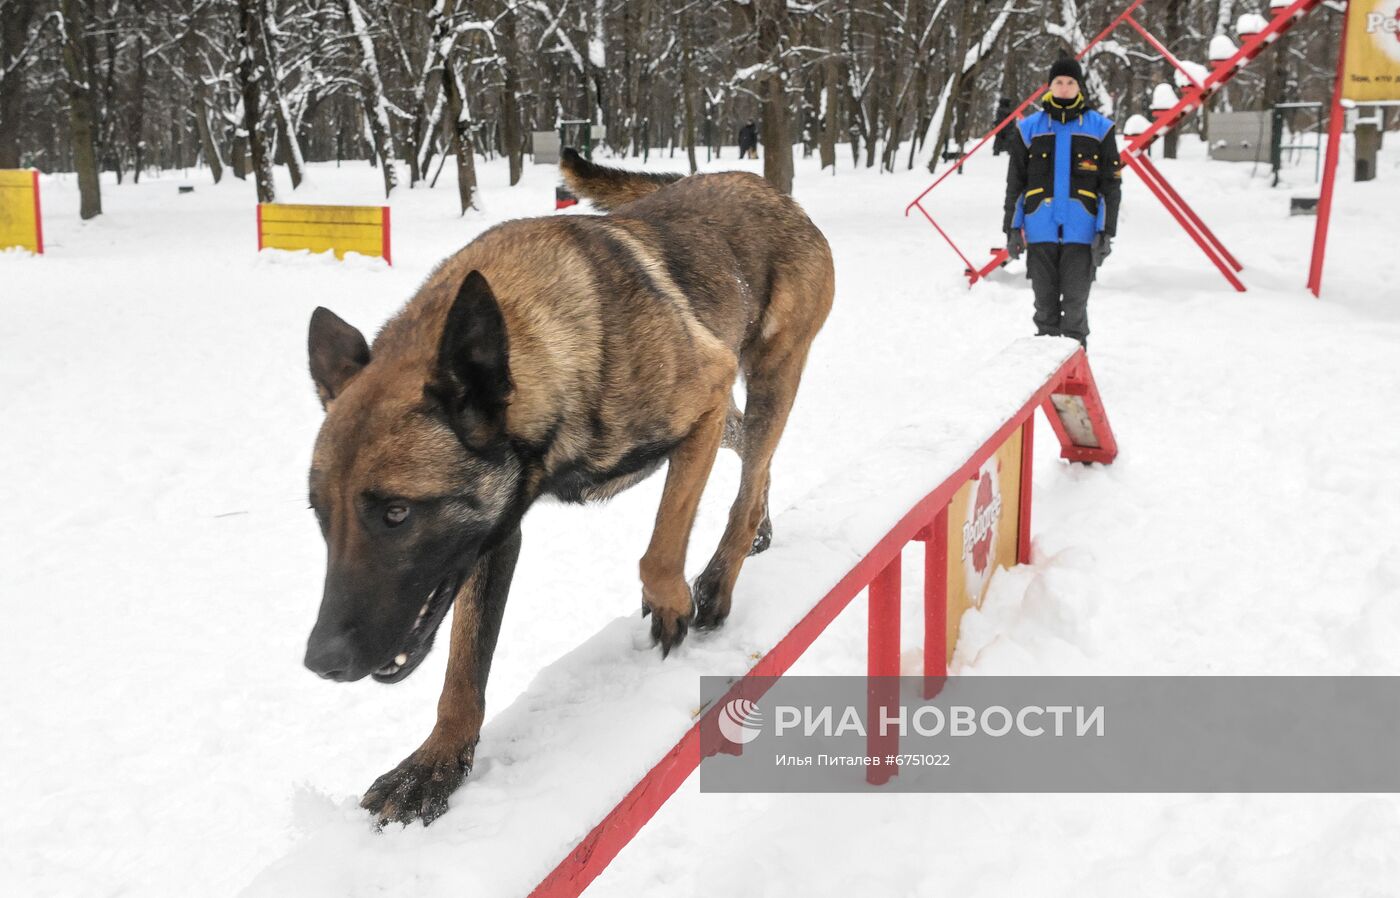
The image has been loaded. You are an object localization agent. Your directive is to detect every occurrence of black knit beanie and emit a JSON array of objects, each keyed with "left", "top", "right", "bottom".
[{"left": 1047, "top": 56, "right": 1084, "bottom": 87}]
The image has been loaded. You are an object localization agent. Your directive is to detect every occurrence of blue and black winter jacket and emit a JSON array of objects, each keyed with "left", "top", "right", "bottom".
[{"left": 1004, "top": 94, "right": 1123, "bottom": 245}]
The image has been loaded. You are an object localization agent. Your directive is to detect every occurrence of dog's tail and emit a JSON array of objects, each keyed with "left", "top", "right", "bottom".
[{"left": 559, "top": 147, "right": 684, "bottom": 212}]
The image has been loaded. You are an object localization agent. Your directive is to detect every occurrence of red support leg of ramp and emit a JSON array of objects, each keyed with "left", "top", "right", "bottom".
[
  {"left": 1121, "top": 153, "right": 1246, "bottom": 293},
  {"left": 1133, "top": 152, "right": 1242, "bottom": 272},
  {"left": 922, "top": 507, "right": 949, "bottom": 698},
  {"left": 1017, "top": 415, "right": 1035, "bottom": 566},
  {"left": 1041, "top": 350, "right": 1119, "bottom": 464},
  {"left": 867, "top": 556, "right": 901, "bottom": 785}
]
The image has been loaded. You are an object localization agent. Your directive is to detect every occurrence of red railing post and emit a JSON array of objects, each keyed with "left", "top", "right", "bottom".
[
  {"left": 922, "top": 509, "right": 949, "bottom": 699},
  {"left": 381, "top": 205, "right": 392, "bottom": 266},
  {"left": 1307, "top": 0, "right": 1348, "bottom": 297},
  {"left": 1017, "top": 415, "right": 1035, "bottom": 565},
  {"left": 31, "top": 169, "right": 43, "bottom": 255},
  {"left": 867, "top": 554, "right": 901, "bottom": 785}
]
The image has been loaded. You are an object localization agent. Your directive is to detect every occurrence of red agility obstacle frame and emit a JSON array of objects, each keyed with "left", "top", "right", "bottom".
[
  {"left": 905, "top": 0, "right": 1325, "bottom": 291},
  {"left": 530, "top": 345, "right": 1116, "bottom": 897}
]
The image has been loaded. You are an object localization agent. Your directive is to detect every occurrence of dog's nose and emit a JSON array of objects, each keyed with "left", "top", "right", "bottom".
[{"left": 304, "top": 632, "right": 359, "bottom": 680}]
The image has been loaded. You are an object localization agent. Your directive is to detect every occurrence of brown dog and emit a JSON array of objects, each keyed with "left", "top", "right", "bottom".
[{"left": 303, "top": 149, "right": 833, "bottom": 825}]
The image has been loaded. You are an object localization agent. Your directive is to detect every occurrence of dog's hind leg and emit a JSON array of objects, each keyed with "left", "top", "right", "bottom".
[
  {"left": 694, "top": 265, "right": 833, "bottom": 630},
  {"left": 721, "top": 395, "right": 745, "bottom": 453},
  {"left": 692, "top": 360, "right": 803, "bottom": 630},
  {"left": 750, "top": 474, "right": 773, "bottom": 556},
  {"left": 722, "top": 394, "right": 773, "bottom": 554},
  {"left": 360, "top": 528, "right": 521, "bottom": 827},
  {"left": 639, "top": 402, "right": 727, "bottom": 658}
]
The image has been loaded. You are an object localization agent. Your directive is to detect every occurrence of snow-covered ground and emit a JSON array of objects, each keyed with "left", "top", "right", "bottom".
[{"left": 3, "top": 136, "right": 1398, "bottom": 897}]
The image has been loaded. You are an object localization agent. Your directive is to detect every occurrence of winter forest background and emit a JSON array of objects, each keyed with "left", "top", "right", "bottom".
[{"left": 0, "top": 0, "right": 1360, "bottom": 218}]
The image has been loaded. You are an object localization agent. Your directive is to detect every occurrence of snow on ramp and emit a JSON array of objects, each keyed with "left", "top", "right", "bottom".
[{"left": 240, "top": 337, "right": 1081, "bottom": 897}]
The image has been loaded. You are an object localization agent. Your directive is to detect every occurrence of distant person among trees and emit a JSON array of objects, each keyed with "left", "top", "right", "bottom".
[
  {"left": 738, "top": 120, "right": 759, "bottom": 159},
  {"left": 1003, "top": 56, "right": 1122, "bottom": 348},
  {"left": 992, "top": 98, "right": 1015, "bottom": 155}
]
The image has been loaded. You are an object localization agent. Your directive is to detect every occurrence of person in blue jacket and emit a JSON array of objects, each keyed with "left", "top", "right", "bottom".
[{"left": 1003, "top": 56, "right": 1122, "bottom": 348}]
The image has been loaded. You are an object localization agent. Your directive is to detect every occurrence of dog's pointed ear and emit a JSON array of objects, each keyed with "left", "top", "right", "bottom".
[
  {"left": 308, "top": 307, "right": 371, "bottom": 409},
  {"left": 430, "top": 270, "right": 512, "bottom": 441}
]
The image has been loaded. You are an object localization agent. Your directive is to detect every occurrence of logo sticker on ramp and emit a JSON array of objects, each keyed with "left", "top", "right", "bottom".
[{"left": 718, "top": 698, "right": 764, "bottom": 745}]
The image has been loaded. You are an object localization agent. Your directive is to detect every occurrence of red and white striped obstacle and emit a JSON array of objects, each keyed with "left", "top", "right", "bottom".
[{"left": 243, "top": 337, "right": 1115, "bottom": 898}]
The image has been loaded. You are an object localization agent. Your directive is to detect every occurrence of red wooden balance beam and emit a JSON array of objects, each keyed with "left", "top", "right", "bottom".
[{"left": 243, "top": 338, "right": 1115, "bottom": 898}]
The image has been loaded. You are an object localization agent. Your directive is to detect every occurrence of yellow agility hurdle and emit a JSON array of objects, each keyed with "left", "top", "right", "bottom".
[
  {"left": 257, "top": 203, "right": 391, "bottom": 264},
  {"left": 0, "top": 170, "right": 43, "bottom": 254}
]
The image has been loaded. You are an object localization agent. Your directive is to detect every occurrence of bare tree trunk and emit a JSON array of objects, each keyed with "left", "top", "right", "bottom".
[
  {"left": 413, "top": 0, "right": 465, "bottom": 184},
  {"left": 182, "top": 9, "right": 223, "bottom": 183},
  {"left": 129, "top": 0, "right": 148, "bottom": 183},
  {"left": 258, "top": 0, "right": 303, "bottom": 187},
  {"left": 864, "top": 89, "right": 878, "bottom": 168},
  {"left": 879, "top": 9, "right": 909, "bottom": 174},
  {"left": 232, "top": 132, "right": 249, "bottom": 180},
  {"left": 1162, "top": 0, "right": 1186, "bottom": 159},
  {"left": 819, "top": 9, "right": 839, "bottom": 172},
  {"left": 237, "top": 0, "right": 275, "bottom": 203},
  {"left": 97, "top": 18, "right": 121, "bottom": 182},
  {"left": 621, "top": 0, "right": 646, "bottom": 157},
  {"left": 905, "top": 60, "right": 927, "bottom": 171},
  {"left": 499, "top": 0, "right": 523, "bottom": 185},
  {"left": 926, "top": 0, "right": 1013, "bottom": 172},
  {"left": 1262, "top": 29, "right": 1291, "bottom": 127},
  {"left": 840, "top": 0, "right": 865, "bottom": 167},
  {"left": 1204, "top": 0, "right": 1238, "bottom": 123},
  {"left": 443, "top": 63, "right": 478, "bottom": 213},
  {"left": 0, "top": 0, "right": 36, "bottom": 168},
  {"left": 633, "top": 0, "right": 654, "bottom": 161},
  {"left": 863, "top": 5, "right": 881, "bottom": 172},
  {"left": 435, "top": 0, "right": 475, "bottom": 211},
  {"left": 930, "top": 2, "right": 975, "bottom": 172},
  {"left": 342, "top": 0, "right": 397, "bottom": 197},
  {"left": 192, "top": 92, "right": 224, "bottom": 183},
  {"left": 1000, "top": 24, "right": 1018, "bottom": 104},
  {"left": 756, "top": 0, "right": 792, "bottom": 194},
  {"left": 586, "top": 0, "right": 606, "bottom": 126},
  {"left": 680, "top": 4, "right": 697, "bottom": 174},
  {"left": 60, "top": 0, "right": 101, "bottom": 218}
]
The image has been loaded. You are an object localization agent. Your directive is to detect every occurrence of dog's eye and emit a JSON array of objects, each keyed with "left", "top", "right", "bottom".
[{"left": 384, "top": 504, "right": 411, "bottom": 527}]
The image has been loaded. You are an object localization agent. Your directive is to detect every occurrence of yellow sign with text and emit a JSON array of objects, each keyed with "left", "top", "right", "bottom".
[
  {"left": 943, "top": 427, "right": 1024, "bottom": 664},
  {"left": 1344, "top": 0, "right": 1400, "bottom": 102}
]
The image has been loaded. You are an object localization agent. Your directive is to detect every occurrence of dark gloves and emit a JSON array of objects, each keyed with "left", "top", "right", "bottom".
[
  {"left": 1093, "top": 232, "right": 1113, "bottom": 267},
  {"left": 1006, "top": 228, "right": 1026, "bottom": 261}
]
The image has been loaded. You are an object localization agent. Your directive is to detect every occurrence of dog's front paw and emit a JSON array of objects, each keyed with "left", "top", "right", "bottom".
[
  {"left": 361, "top": 745, "right": 474, "bottom": 828},
  {"left": 641, "top": 574, "right": 693, "bottom": 658},
  {"left": 647, "top": 604, "right": 691, "bottom": 658}
]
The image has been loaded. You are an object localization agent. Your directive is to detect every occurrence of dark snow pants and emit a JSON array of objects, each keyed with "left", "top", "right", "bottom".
[{"left": 1027, "top": 241, "right": 1094, "bottom": 347}]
